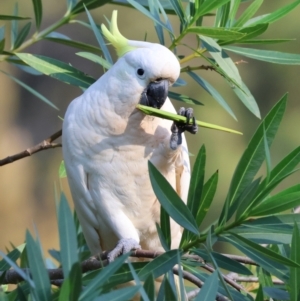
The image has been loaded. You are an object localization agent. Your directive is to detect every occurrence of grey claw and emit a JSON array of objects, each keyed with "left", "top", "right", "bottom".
[
  {"left": 169, "top": 107, "right": 198, "bottom": 150},
  {"left": 107, "top": 238, "right": 141, "bottom": 263}
]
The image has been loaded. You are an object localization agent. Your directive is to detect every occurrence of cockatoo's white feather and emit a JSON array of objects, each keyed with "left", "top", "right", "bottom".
[{"left": 62, "top": 12, "right": 192, "bottom": 296}]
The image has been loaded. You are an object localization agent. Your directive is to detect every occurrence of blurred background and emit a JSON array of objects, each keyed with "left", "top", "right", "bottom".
[{"left": 0, "top": 0, "right": 299, "bottom": 256}]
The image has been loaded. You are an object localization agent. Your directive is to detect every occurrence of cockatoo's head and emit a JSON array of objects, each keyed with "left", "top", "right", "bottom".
[{"left": 101, "top": 11, "right": 180, "bottom": 109}]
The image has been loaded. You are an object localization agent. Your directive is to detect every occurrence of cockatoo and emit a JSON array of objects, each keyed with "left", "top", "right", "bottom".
[{"left": 63, "top": 8, "right": 197, "bottom": 276}]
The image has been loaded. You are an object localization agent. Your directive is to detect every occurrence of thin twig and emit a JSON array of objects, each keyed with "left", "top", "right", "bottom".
[
  {"left": 222, "top": 254, "right": 257, "bottom": 266},
  {"left": 0, "top": 129, "right": 62, "bottom": 166}
]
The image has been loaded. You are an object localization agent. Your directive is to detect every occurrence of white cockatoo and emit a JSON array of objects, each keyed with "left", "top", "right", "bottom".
[{"left": 63, "top": 10, "right": 197, "bottom": 268}]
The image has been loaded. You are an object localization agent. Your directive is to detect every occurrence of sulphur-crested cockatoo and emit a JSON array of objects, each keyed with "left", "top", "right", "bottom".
[{"left": 62, "top": 11, "right": 197, "bottom": 264}]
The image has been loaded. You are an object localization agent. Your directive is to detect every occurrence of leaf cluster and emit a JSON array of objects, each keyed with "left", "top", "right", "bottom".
[{"left": 0, "top": 0, "right": 300, "bottom": 300}]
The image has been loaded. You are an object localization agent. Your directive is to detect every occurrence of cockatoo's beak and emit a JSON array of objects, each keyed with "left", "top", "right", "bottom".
[{"left": 140, "top": 79, "right": 169, "bottom": 109}]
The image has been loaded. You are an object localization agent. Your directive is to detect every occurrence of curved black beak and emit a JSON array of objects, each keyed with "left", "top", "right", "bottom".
[{"left": 140, "top": 79, "right": 169, "bottom": 109}]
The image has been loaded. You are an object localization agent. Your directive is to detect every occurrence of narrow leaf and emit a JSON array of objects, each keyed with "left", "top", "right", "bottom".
[
  {"left": 187, "top": 145, "right": 206, "bottom": 219},
  {"left": 137, "top": 104, "right": 242, "bottom": 134},
  {"left": 168, "top": 91, "right": 203, "bottom": 105},
  {"left": 196, "top": 170, "right": 218, "bottom": 227},
  {"left": 32, "top": 0, "right": 42, "bottom": 29},
  {"left": 45, "top": 37, "right": 102, "bottom": 54},
  {"left": 58, "top": 193, "right": 79, "bottom": 278},
  {"left": 187, "top": 72, "right": 237, "bottom": 120},
  {"left": 26, "top": 231, "right": 52, "bottom": 301},
  {"left": 94, "top": 286, "right": 141, "bottom": 301},
  {"left": 200, "top": 36, "right": 242, "bottom": 87},
  {"left": 195, "top": 270, "right": 219, "bottom": 301},
  {"left": 148, "top": 161, "right": 199, "bottom": 235},
  {"left": 0, "top": 70, "right": 59, "bottom": 110},
  {"left": 188, "top": 27, "right": 245, "bottom": 40},
  {"left": 250, "top": 186, "right": 300, "bottom": 216},
  {"left": 76, "top": 52, "right": 112, "bottom": 69},
  {"left": 13, "top": 22, "right": 31, "bottom": 49},
  {"left": 71, "top": 0, "right": 111, "bottom": 15},
  {"left": 79, "top": 253, "right": 130, "bottom": 300},
  {"left": 234, "top": 0, "right": 263, "bottom": 27},
  {"left": 232, "top": 80, "right": 261, "bottom": 119},
  {"left": 0, "top": 15, "right": 30, "bottom": 20},
  {"left": 84, "top": 6, "right": 113, "bottom": 64},
  {"left": 16, "top": 53, "right": 95, "bottom": 88},
  {"left": 290, "top": 223, "right": 300, "bottom": 301},
  {"left": 159, "top": 205, "right": 171, "bottom": 250},
  {"left": 224, "top": 46, "right": 300, "bottom": 65},
  {"left": 138, "top": 250, "right": 179, "bottom": 281},
  {"left": 219, "top": 94, "right": 287, "bottom": 224},
  {"left": 247, "top": 0, "right": 300, "bottom": 26}
]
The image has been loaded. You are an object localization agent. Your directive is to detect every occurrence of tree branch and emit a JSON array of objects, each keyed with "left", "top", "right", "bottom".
[{"left": 0, "top": 129, "right": 62, "bottom": 166}]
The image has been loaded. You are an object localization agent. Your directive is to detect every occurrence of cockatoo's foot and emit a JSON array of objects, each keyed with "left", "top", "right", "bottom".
[
  {"left": 107, "top": 238, "right": 141, "bottom": 263},
  {"left": 170, "top": 107, "right": 198, "bottom": 150}
]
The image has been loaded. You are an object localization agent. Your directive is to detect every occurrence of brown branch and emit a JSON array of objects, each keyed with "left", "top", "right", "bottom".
[
  {"left": 0, "top": 129, "right": 62, "bottom": 166},
  {"left": 1, "top": 249, "right": 258, "bottom": 301},
  {"left": 222, "top": 254, "right": 257, "bottom": 266}
]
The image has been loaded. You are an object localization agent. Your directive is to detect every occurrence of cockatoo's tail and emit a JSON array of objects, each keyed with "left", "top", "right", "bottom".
[{"left": 101, "top": 10, "right": 136, "bottom": 57}]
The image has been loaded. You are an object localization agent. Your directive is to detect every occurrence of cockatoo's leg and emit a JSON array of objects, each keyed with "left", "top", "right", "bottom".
[
  {"left": 107, "top": 238, "right": 141, "bottom": 263},
  {"left": 170, "top": 107, "right": 198, "bottom": 150}
]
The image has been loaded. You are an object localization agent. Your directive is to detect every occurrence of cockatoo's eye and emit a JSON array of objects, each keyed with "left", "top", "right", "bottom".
[{"left": 137, "top": 68, "right": 145, "bottom": 78}]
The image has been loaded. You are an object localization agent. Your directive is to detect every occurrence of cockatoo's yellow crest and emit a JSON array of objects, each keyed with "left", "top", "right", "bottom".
[{"left": 101, "top": 10, "right": 136, "bottom": 57}]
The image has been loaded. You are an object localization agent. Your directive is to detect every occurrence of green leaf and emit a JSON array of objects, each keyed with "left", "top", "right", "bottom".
[
  {"left": 168, "top": 91, "right": 203, "bottom": 105},
  {"left": 232, "top": 214, "right": 300, "bottom": 244},
  {"left": 254, "top": 146, "right": 300, "bottom": 204},
  {"left": 148, "top": 161, "right": 200, "bottom": 235},
  {"left": 193, "top": 249, "right": 252, "bottom": 275},
  {"left": 79, "top": 253, "right": 130, "bottom": 300},
  {"left": 137, "top": 104, "right": 242, "bottom": 134},
  {"left": 45, "top": 37, "right": 102, "bottom": 54},
  {"left": 236, "top": 38, "right": 294, "bottom": 44},
  {"left": 250, "top": 185, "right": 300, "bottom": 216},
  {"left": 16, "top": 53, "right": 95, "bottom": 88},
  {"left": 180, "top": 146, "right": 206, "bottom": 246},
  {"left": 200, "top": 36, "right": 242, "bottom": 87},
  {"left": 162, "top": 275, "right": 177, "bottom": 301},
  {"left": 11, "top": 4, "right": 19, "bottom": 49},
  {"left": 232, "top": 80, "right": 261, "bottom": 119},
  {"left": 143, "top": 274, "right": 155, "bottom": 301},
  {"left": 0, "top": 244, "right": 24, "bottom": 271},
  {"left": 126, "top": 0, "right": 173, "bottom": 34},
  {"left": 290, "top": 223, "right": 300, "bottom": 301},
  {"left": 195, "top": 270, "right": 218, "bottom": 301},
  {"left": 58, "top": 193, "right": 79, "bottom": 278},
  {"left": 246, "top": 0, "right": 300, "bottom": 26},
  {"left": 26, "top": 231, "right": 52, "bottom": 301},
  {"left": 222, "top": 234, "right": 289, "bottom": 281},
  {"left": 227, "top": 232, "right": 300, "bottom": 268},
  {"left": 234, "top": 0, "right": 263, "bottom": 27},
  {"left": 71, "top": 0, "right": 111, "bottom": 15},
  {"left": 169, "top": 0, "right": 186, "bottom": 27},
  {"left": 94, "top": 286, "right": 141, "bottom": 301},
  {"left": 255, "top": 286, "right": 264, "bottom": 301},
  {"left": 59, "top": 160, "right": 67, "bottom": 178},
  {"left": 69, "top": 262, "right": 82, "bottom": 301},
  {"left": 223, "top": 46, "right": 300, "bottom": 65},
  {"left": 219, "top": 24, "right": 269, "bottom": 46},
  {"left": 219, "top": 94, "right": 287, "bottom": 224},
  {"left": 191, "top": 0, "right": 231, "bottom": 22},
  {"left": 76, "top": 52, "right": 112, "bottom": 69},
  {"left": 0, "top": 15, "right": 30, "bottom": 20},
  {"left": 187, "top": 27, "right": 245, "bottom": 40},
  {"left": 138, "top": 249, "right": 180, "bottom": 281},
  {"left": 31, "top": 0, "right": 42, "bottom": 29},
  {"left": 196, "top": 170, "right": 218, "bottom": 227},
  {"left": 84, "top": 6, "right": 113, "bottom": 64},
  {"left": 228, "top": 0, "right": 241, "bottom": 25},
  {"left": 0, "top": 70, "right": 59, "bottom": 110},
  {"left": 234, "top": 178, "right": 261, "bottom": 221},
  {"left": 159, "top": 206, "right": 171, "bottom": 250},
  {"left": 187, "top": 145, "right": 206, "bottom": 220},
  {"left": 187, "top": 71, "right": 237, "bottom": 120}
]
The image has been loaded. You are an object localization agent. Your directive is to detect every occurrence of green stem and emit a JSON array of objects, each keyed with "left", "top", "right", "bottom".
[{"left": 0, "top": 14, "right": 72, "bottom": 62}]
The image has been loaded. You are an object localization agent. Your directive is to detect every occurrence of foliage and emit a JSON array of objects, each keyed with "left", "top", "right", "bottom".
[{"left": 0, "top": 0, "right": 300, "bottom": 300}]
